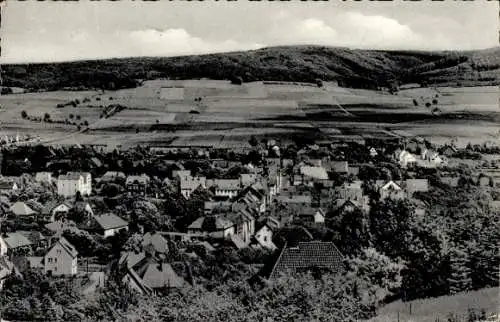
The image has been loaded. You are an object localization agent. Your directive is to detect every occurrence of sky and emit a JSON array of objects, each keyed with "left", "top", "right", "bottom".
[{"left": 1, "top": 1, "right": 498, "bottom": 63}]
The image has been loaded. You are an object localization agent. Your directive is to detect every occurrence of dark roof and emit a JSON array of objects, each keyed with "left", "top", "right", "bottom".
[
  {"left": 269, "top": 242, "right": 344, "bottom": 279},
  {"left": 0, "top": 181, "right": 17, "bottom": 190},
  {"left": 187, "top": 216, "right": 233, "bottom": 232}
]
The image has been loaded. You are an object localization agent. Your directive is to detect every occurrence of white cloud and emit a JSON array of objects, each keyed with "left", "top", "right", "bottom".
[{"left": 1, "top": 28, "right": 264, "bottom": 63}]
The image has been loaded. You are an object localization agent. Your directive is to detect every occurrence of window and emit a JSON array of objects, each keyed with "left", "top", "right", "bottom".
[
  {"left": 264, "top": 236, "right": 268, "bottom": 242},
  {"left": 54, "top": 258, "right": 57, "bottom": 263},
  {"left": 57, "top": 249, "right": 61, "bottom": 254},
  {"left": 48, "top": 258, "right": 53, "bottom": 263}
]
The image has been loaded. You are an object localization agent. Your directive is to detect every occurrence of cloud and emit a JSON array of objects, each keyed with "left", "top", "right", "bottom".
[{"left": 1, "top": 28, "right": 264, "bottom": 63}]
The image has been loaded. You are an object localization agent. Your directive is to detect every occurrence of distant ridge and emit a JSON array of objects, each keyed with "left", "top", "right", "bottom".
[{"left": 1, "top": 45, "right": 499, "bottom": 91}]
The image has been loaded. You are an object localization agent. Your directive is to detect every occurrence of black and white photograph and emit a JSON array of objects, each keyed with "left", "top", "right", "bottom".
[{"left": 0, "top": 1, "right": 499, "bottom": 321}]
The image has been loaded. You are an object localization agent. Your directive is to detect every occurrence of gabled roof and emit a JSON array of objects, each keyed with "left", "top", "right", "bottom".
[
  {"left": 142, "top": 233, "right": 169, "bottom": 254},
  {"left": 41, "top": 200, "right": 72, "bottom": 215},
  {"left": 180, "top": 176, "right": 206, "bottom": 191},
  {"left": 0, "top": 256, "right": 17, "bottom": 280},
  {"left": 274, "top": 194, "right": 312, "bottom": 205},
  {"left": 119, "top": 251, "right": 147, "bottom": 268},
  {"left": 269, "top": 242, "right": 344, "bottom": 279},
  {"left": 126, "top": 174, "right": 151, "bottom": 185},
  {"left": 210, "top": 179, "right": 241, "bottom": 190},
  {"left": 4, "top": 232, "right": 33, "bottom": 249},
  {"left": 187, "top": 216, "right": 234, "bottom": 232},
  {"left": 0, "top": 181, "right": 17, "bottom": 190},
  {"left": 101, "top": 171, "right": 126, "bottom": 180},
  {"left": 327, "top": 161, "right": 349, "bottom": 173},
  {"left": 229, "top": 234, "right": 247, "bottom": 250},
  {"left": 93, "top": 213, "right": 128, "bottom": 230},
  {"left": 378, "top": 180, "right": 403, "bottom": 191},
  {"left": 10, "top": 202, "right": 36, "bottom": 216},
  {"left": 51, "top": 237, "right": 78, "bottom": 258},
  {"left": 58, "top": 172, "right": 90, "bottom": 181},
  {"left": 298, "top": 207, "right": 325, "bottom": 217},
  {"left": 135, "top": 261, "right": 185, "bottom": 289},
  {"left": 17, "top": 231, "right": 46, "bottom": 244},
  {"left": 299, "top": 166, "right": 329, "bottom": 180}
]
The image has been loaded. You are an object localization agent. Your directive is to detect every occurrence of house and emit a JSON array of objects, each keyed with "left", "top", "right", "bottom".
[
  {"left": 41, "top": 201, "right": 72, "bottom": 222},
  {"left": 99, "top": 171, "right": 126, "bottom": 183},
  {"left": 240, "top": 173, "right": 258, "bottom": 187},
  {"left": 57, "top": 172, "right": 92, "bottom": 197},
  {"left": 35, "top": 172, "right": 52, "bottom": 183},
  {"left": 422, "top": 150, "right": 446, "bottom": 166},
  {"left": 92, "top": 214, "right": 129, "bottom": 237},
  {"left": 251, "top": 221, "right": 277, "bottom": 250},
  {"left": 207, "top": 179, "right": 241, "bottom": 199},
  {"left": 142, "top": 232, "right": 169, "bottom": 254},
  {"left": 326, "top": 161, "right": 349, "bottom": 174},
  {"left": 336, "top": 180, "right": 364, "bottom": 203},
  {"left": 9, "top": 201, "right": 36, "bottom": 218},
  {"left": 265, "top": 241, "right": 344, "bottom": 279},
  {"left": 0, "top": 181, "right": 19, "bottom": 193},
  {"left": 172, "top": 170, "right": 191, "bottom": 180},
  {"left": 119, "top": 252, "right": 186, "bottom": 295},
  {"left": 226, "top": 209, "right": 255, "bottom": 245},
  {"left": 440, "top": 145, "right": 458, "bottom": 157},
  {"left": 294, "top": 166, "right": 329, "bottom": 186},
  {"left": 335, "top": 199, "right": 364, "bottom": 214},
  {"left": 377, "top": 180, "right": 405, "bottom": 200},
  {"left": 2, "top": 232, "right": 33, "bottom": 256},
  {"left": 369, "top": 147, "right": 378, "bottom": 157},
  {"left": 17, "top": 231, "right": 47, "bottom": 250},
  {"left": 187, "top": 215, "right": 235, "bottom": 239},
  {"left": 126, "top": 174, "right": 151, "bottom": 196},
  {"left": 398, "top": 150, "right": 418, "bottom": 168},
  {"left": 296, "top": 208, "right": 326, "bottom": 225},
  {"left": 44, "top": 237, "right": 78, "bottom": 276},
  {"left": 179, "top": 175, "right": 206, "bottom": 199}
]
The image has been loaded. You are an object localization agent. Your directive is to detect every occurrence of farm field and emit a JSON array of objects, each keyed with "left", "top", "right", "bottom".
[
  {"left": 0, "top": 80, "right": 497, "bottom": 147},
  {"left": 368, "top": 287, "right": 499, "bottom": 322}
]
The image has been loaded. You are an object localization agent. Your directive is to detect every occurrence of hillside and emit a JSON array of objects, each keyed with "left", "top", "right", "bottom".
[{"left": 1, "top": 46, "right": 499, "bottom": 91}]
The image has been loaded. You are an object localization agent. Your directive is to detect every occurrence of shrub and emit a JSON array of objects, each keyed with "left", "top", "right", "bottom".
[
  {"left": 230, "top": 76, "right": 243, "bottom": 85},
  {"left": 69, "top": 114, "right": 74, "bottom": 119},
  {"left": 21, "top": 110, "right": 28, "bottom": 119}
]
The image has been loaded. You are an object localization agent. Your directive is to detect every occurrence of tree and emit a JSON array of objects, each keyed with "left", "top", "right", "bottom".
[
  {"left": 76, "top": 115, "right": 81, "bottom": 120},
  {"left": 21, "top": 110, "right": 28, "bottom": 119},
  {"left": 230, "top": 76, "right": 243, "bottom": 85},
  {"left": 43, "top": 113, "right": 51, "bottom": 122},
  {"left": 316, "top": 79, "right": 324, "bottom": 87},
  {"left": 248, "top": 135, "right": 259, "bottom": 147},
  {"left": 447, "top": 245, "right": 472, "bottom": 294},
  {"left": 69, "top": 114, "right": 74, "bottom": 119}
]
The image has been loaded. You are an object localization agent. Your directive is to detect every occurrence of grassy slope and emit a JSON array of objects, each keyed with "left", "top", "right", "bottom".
[
  {"left": 2, "top": 46, "right": 499, "bottom": 91},
  {"left": 369, "top": 287, "right": 499, "bottom": 322}
]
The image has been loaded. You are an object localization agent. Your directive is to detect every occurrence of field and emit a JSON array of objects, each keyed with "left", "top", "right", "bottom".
[
  {"left": 369, "top": 287, "right": 499, "bottom": 322},
  {"left": 0, "top": 80, "right": 498, "bottom": 148}
]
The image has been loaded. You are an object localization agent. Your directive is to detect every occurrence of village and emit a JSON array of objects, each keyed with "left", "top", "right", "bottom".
[{"left": 0, "top": 132, "right": 498, "bottom": 304}]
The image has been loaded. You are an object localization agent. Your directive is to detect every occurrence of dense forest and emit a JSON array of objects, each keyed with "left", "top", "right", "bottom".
[{"left": 1, "top": 46, "right": 499, "bottom": 91}]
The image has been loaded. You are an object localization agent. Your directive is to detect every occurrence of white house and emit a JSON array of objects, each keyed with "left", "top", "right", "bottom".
[
  {"left": 399, "top": 150, "right": 417, "bottom": 168},
  {"left": 180, "top": 175, "right": 206, "bottom": 199},
  {"left": 207, "top": 179, "right": 241, "bottom": 199},
  {"left": 57, "top": 172, "right": 92, "bottom": 197},
  {"left": 92, "top": 214, "right": 129, "bottom": 238},
  {"left": 44, "top": 237, "right": 78, "bottom": 276},
  {"left": 35, "top": 172, "right": 53, "bottom": 184},
  {"left": 253, "top": 224, "right": 277, "bottom": 250}
]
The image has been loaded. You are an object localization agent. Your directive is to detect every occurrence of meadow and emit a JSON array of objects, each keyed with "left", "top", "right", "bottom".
[
  {"left": 0, "top": 80, "right": 497, "bottom": 148},
  {"left": 369, "top": 287, "right": 499, "bottom": 322}
]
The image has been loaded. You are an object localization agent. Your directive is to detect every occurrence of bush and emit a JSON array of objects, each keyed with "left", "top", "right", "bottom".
[
  {"left": 230, "top": 76, "right": 243, "bottom": 85},
  {"left": 69, "top": 114, "right": 74, "bottom": 119},
  {"left": 21, "top": 110, "right": 28, "bottom": 119}
]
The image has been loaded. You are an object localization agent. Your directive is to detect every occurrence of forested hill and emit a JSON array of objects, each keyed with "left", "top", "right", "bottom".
[{"left": 1, "top": 45, "right": 499, "bottom": 91}]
